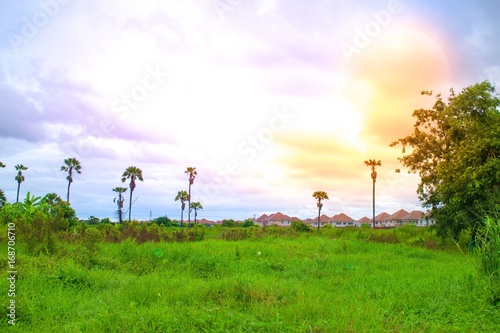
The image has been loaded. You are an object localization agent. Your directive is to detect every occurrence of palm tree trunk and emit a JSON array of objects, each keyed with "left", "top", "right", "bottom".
[
  {"left": 180, "top": 208, "right": 184, "bottom": 228},
  {"left": 187, "top": 183, "right": 191, "bottom": 227},
  {"left": 119, "top": 194, "right": 123, "bottom": 224},
  {"left": 16, "top": 182, "right": 20, "bottom": 203},
  {"left": 67, "top": 180, "right": 71, "bottom": 203},
  {"left": 195, "top": 210, "right": 197, "bottom": 225},
  {"left": 372, "top": 179, "right": 376, "bottom": 229},
  {"left": 317, "top": 205, "right": 321, "bottom": 231},
  {"left": 129, "top": 188, "right": 133, "bottom": 222}
]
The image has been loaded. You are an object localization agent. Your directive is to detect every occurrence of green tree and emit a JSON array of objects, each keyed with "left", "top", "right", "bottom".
[
  {"left": 185, "top": 167, "right": 197, "bottom": 227},
  {"left": 15, "top": 164, "right": 28, "bottom": 203},
  {"left": 312, "top": 191, "right": 329, "bottom": 231},
  {"left": 175, "top": 190, "right": 189, "bottom": 227},
  {"left": 61, "top": 157, "right": 82, "bottom": 203},
  {"left": 113, "top": 187, "right": 127, "bottom": 224},
  {"left": 189, "top": 201, "right": 203, "bottom": 225},
  {"left": 121, "top": 166, "right": 144, "bottom": 223},
  {"left": 153, "top": 215, "right": 172, "bottom": 227},
  {"left": 364, "top": 159, "right": 381, "bottom": 229},
  {"left": 390, "top": 81, "right": 500, "bottom": 240},
  {"left": 88, "top": 216, "right": 100, "bottom": 225},
  {"left": 221, "top": 219, "right": 236, "bottom": 227}
]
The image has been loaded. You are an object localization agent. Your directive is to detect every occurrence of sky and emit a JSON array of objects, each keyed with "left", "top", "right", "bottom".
[{"left": 1, "top": 0, "right": 499, "bottom": 221}]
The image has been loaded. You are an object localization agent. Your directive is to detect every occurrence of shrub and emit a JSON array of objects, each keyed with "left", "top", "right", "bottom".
[
  {"left": 291, "top": 220, "right": 311, "bottom": 232},
  {"left": 475, "top": 216, "right": 500, "bottom": 305}
]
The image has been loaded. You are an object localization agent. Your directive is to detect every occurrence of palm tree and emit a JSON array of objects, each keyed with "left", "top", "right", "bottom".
[
  {"left": 113, "top": 187, "right": 128, "bottom": 224},
  {"left": 121, "top": 166, "right": 144, "bottom": 222},
  {"left": 190, "top": 202, "right": 203, "bottom": 225},
  {"left": 175, "top": 190, "right": 189, "bottom": 228},
  {"left": 15, "top": 164, "right": 28, "bottom": 203},
  {"left": 312, "top": 191, "right": 329, "bottom": 231},
  {"left": 61, "top": 157, "right": 82, "bottom": 203},
  {"left": 185, "top": 167, "right": 197, "bottom": 227},
  {"left": 364, "top": 159, "right": 382, "bottom": 229}
]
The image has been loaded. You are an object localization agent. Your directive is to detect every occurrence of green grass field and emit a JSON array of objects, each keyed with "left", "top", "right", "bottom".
[{"left": 1, "top": 226, "right": 499, "bottom": 332}]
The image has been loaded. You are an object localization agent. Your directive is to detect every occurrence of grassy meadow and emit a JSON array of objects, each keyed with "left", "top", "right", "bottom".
[{"left": 1, "top": 225, "right": 499, "bottom": 332}]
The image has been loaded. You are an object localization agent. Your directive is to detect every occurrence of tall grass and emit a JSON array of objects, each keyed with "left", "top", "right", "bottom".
[
  {"left": 1, "top": 232, "right": 499, "bottom": 332},
  {"left": 474, "top": 216, "right": 500, "bottom": 305}
]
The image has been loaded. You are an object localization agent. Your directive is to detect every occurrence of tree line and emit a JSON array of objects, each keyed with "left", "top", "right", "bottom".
[{"left": 0, "top": 161, "right": 203, "bottom": 225}]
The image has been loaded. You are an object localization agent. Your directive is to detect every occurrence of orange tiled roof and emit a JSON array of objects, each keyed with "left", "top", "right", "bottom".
[
  {"left": 331, "top": 213, "right": 355, "bottom": 222},
  {"left": 256, "top": 214, "right": 269, "bottom": 222},
  {"left": 387, "top": 209, "right": 410, "bottom": 220},
  {"left": 375, "top": 212, "right": 390, "bottom": 221},
  {"left": 401, "top": 210, "right": 424, "bottom": 220},
  {"left": 357, "top": 216, "right": 372, "bottom": 223},
  {"left": 269, "top": 212, "right": 292, "bottom": 221}
]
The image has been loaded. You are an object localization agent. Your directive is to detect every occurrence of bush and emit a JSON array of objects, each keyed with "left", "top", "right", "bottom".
[{"left": 291, "top": 220, "right": 311, "bottom": 232}]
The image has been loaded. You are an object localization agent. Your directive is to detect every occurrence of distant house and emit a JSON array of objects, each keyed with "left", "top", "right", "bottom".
[
  {"left": 256, "top": 212, "right": 293, "bottom": 227},
  {"left": 311, "top": 214, "right": 330, "bottom": 228},
  {"left": 303, "top": 218, "right": 314, "bottom": 225},
  {"left": 401, "top": 210, "right": 435, "bottom": 227},
  {"left": 356, "top": 216, "right": 372, "bottom": 227},
  {"left": 330, "top": 213, "right": 356, "bottom": 228},
  {"left": 268, "top": 212, "right": 293, "bottom": 227},
  {"left": 375, "top": 212, "right": 390, "bottom": 228},
  {"left": 385, "top": 209, "right": 410, "bottom": 227},
  {"left": 255, "top": 214, "right": 270, "bottom": 227},
  {"left": 198, "top": 218, "right": 212, "bottom": 226}
]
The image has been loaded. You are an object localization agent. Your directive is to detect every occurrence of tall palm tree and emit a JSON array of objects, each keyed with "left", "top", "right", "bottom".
[
  {"left": 113, "top": 187, "right": 128, "bottom": 224},
  {"left": 61, "top": 157, "right": 82, "bottom": 203},
  {"left": 190, "top": 202, "right": 203, "bottom": 225},
  {"left": 121, "top": 166, "right": 144, "bottom": 222},
  {"left": 15, "top": 164, "right": 28, "bottom": 203},
  {"left": 185, "top": 167, "right": 197, "bottom": 227},
  {"left": 312, "top": 190, "right": 329, "bottom": 231},
  {"left": 175, "top": 190, "right": 189, "bottom": 228},
  {"left": 364, "top": 159, "right": 382, "bottom": 229}
]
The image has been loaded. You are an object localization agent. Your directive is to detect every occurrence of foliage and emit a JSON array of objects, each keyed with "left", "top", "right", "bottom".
[
  {"left": 0, "top": 192, "right": 77, "bottom": 254},
  {"left": 221, "top": 219, "right": 237, "bottom": 227},
  {"left": 391, "top": 81, "right": 500, "bottom": 239},
  {"left": 152, "top": 216, "right": 173, "bottom": 227},
  {"left": 291, "top": 220, "right": 312, "bottom": 232},
  {"left": 0, "top": 189, "right": 6, "bottom": 208},
  {"left": 241, "top": 218, "right": 255, "bottom": 228},
  {"left": 88, "top": 216, "right": 100, "bottom": 225}
]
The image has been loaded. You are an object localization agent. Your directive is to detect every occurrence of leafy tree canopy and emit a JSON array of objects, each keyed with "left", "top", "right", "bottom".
[{"left": 391, "top": 81, "right": 500, "bottom": 239}]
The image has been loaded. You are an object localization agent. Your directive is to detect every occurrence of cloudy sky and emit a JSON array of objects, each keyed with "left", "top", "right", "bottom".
[{"left": 1, "top": 0, "right": 499, "bottom": 221}]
